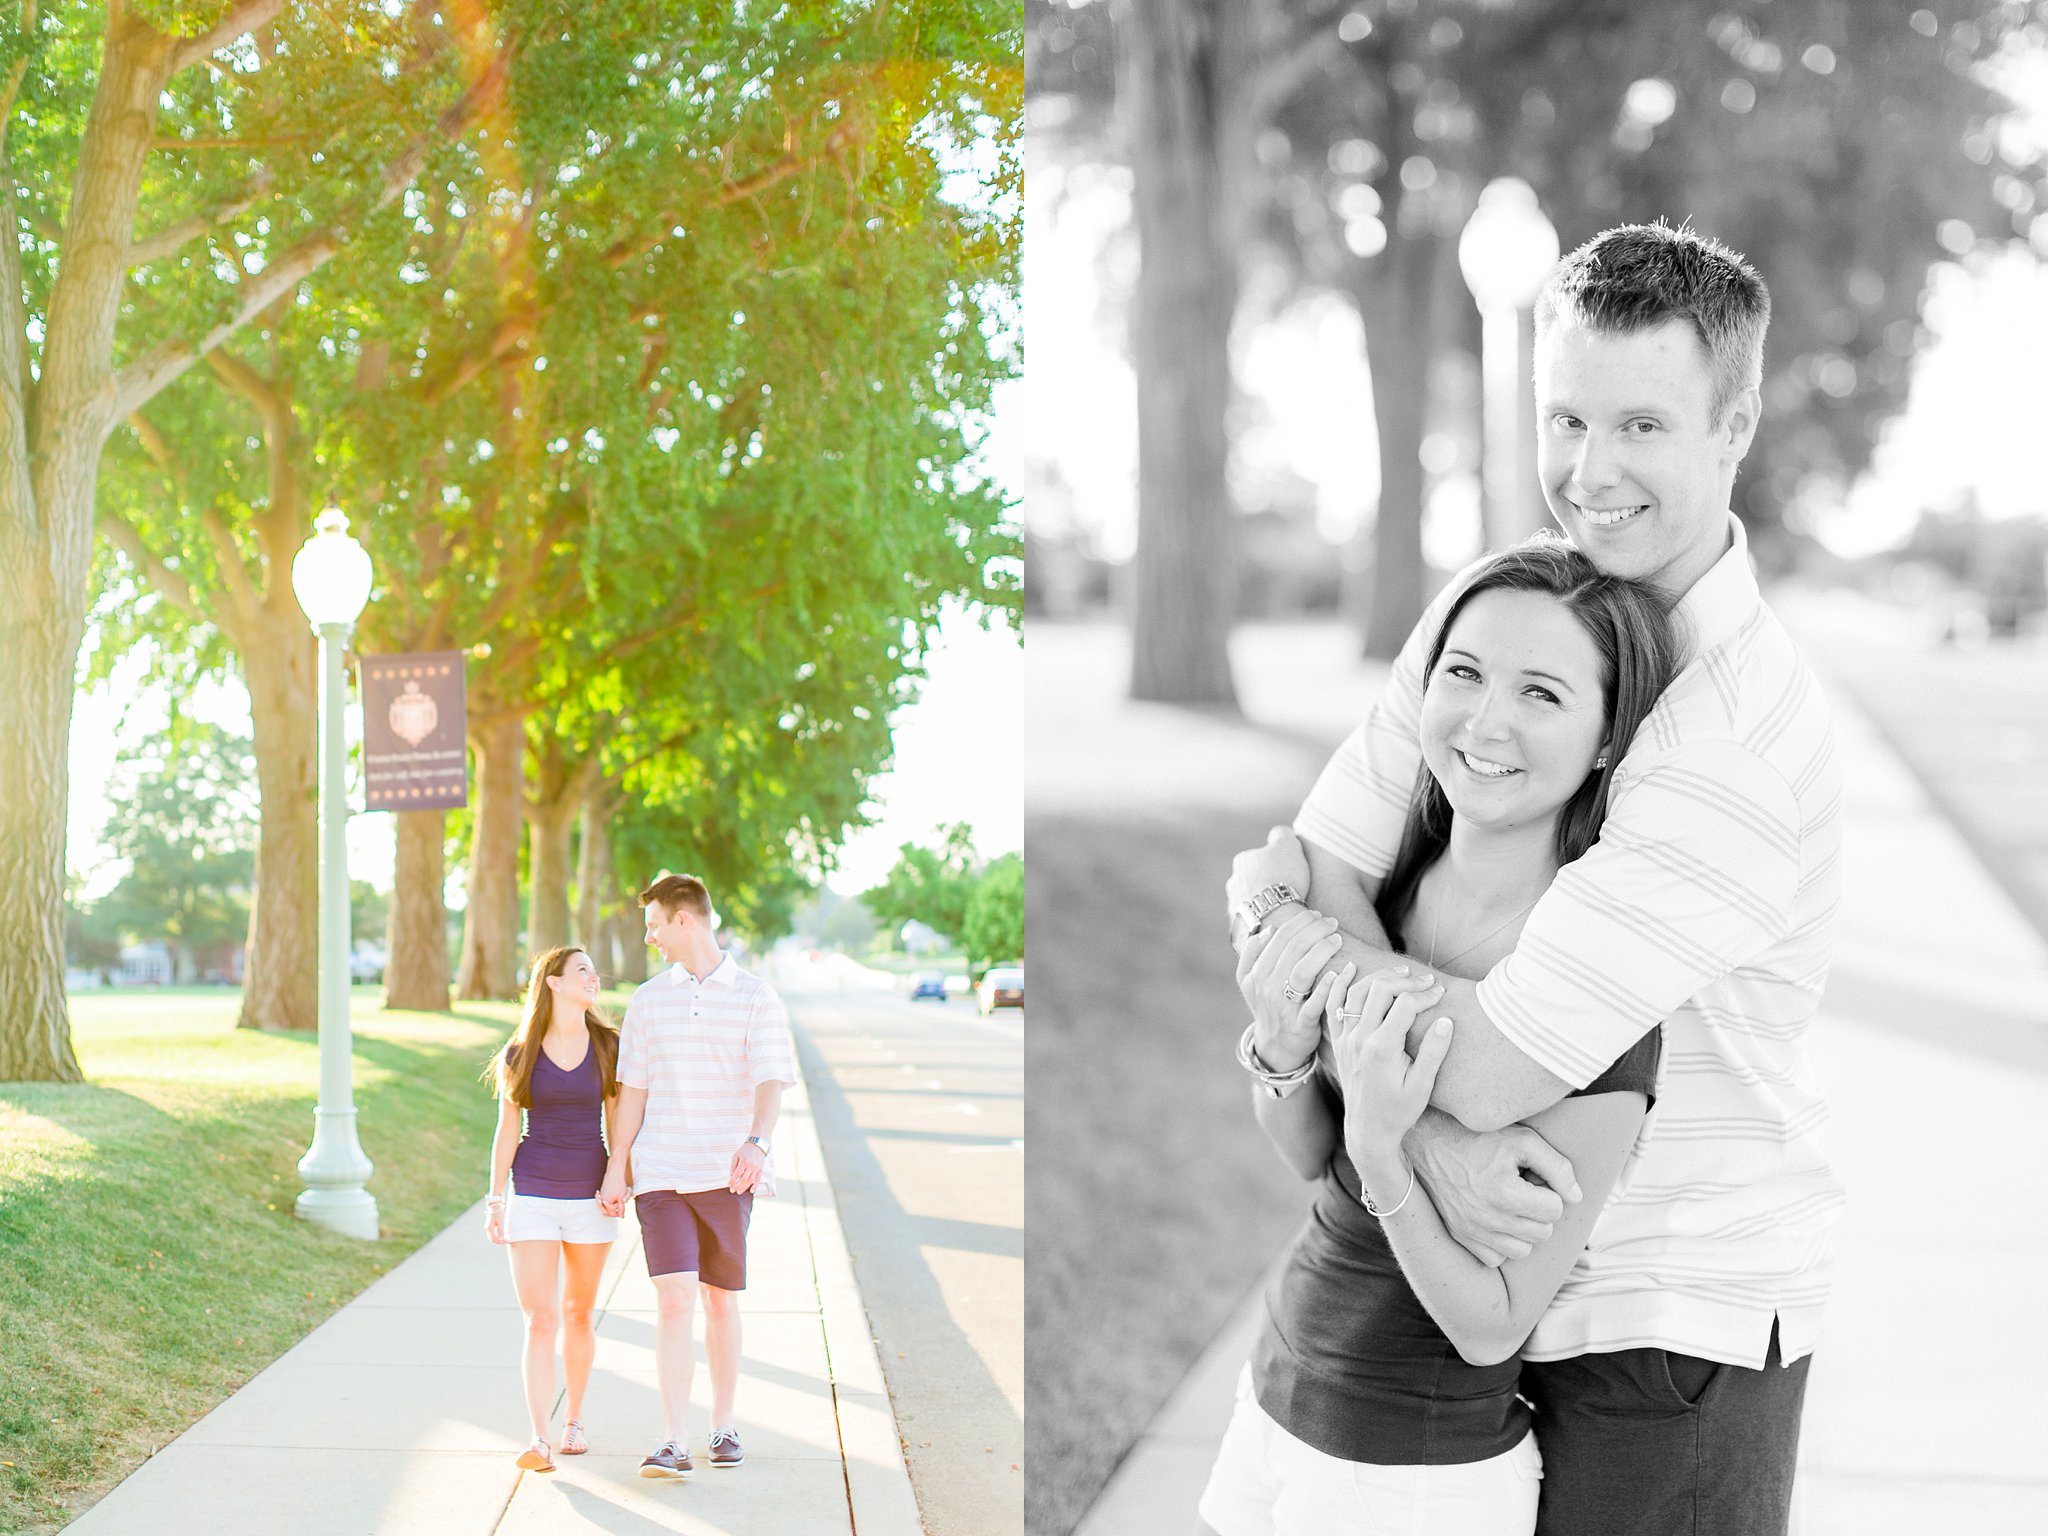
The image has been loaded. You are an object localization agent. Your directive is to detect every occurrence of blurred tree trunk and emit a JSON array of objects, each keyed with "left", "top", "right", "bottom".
[
  {"left": 238, "top": 621, "right": 319, "bottom": 1029},
  {"left": 456, "top": 712, "right": 526, "bottom": 1000},
  {"left": 611, "top": 901, "right": 648, "bottom": 984},
  {"left": 574, "top": 781, "right": 619, "bottom": 952},
  {"left": 1120, "top": 0, "right": 1248, "bottom": 706},
  {"left": 385, "top": 809, "right": 449, "bottom": 1011},
  {"left": 525, "top": 736, "right": 593, "bottom": 956},
  {"left": 1346, "top": 224, "right": 1451, "bottom": 660}
]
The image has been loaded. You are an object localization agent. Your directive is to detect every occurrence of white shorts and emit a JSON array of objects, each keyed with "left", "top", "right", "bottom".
[
  {"left": 505, "top": 1192, "right": 620, "bottom": 1246},
  {"left": 1198, "top": 1364, "right": 1541, "bottom": 1536}
]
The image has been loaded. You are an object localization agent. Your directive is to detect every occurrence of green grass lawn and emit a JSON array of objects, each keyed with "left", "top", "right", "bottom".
[{"left": 0, "top": 987, "right": 534, "bottom": 1536}]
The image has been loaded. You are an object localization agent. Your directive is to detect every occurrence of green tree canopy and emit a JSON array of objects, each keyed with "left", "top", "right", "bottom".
[
  {"left": 863, "top": 822, "right": 982, "bottom": 947},
  {"left": 91, "top": 721, "right": 259, "bottom": 975},
  {"left": 964, "top": 849, "right": 1022, "bottom": 969}
]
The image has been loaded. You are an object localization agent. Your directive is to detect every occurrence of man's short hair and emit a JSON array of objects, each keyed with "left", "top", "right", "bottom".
[
  {"left": 1535, "top": 221, "right": 1770, "bottom": 424},
  {"left": 638, "top": 873, "right": 713, "bottom": 923}
]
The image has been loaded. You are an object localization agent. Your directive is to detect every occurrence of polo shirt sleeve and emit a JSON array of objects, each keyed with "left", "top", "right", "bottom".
[
  {"left": 748, "top": 987, "right": 799, "bottom": 1089},
  {"left": 617, "top": 990, "right": 649, "bottom": 1091},
  {"left": 1476, "top": 740, "right": 1803, "bottom": 1088},
  {"left": 1295, "top": 583, "right": 1451, "bottom": 879}
]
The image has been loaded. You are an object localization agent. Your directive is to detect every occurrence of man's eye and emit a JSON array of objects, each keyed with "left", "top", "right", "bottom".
[{"left": 1629, "top": 420, "right": 1658, "bottom": 434}]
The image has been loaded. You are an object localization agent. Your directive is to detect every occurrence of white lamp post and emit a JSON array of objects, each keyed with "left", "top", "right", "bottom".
[
  {"left": 290, "top": 505, "right": 379, "bottom": 1240},
  {"left": 1458, "top": 178, "right": 1561, "bottom": 549}
]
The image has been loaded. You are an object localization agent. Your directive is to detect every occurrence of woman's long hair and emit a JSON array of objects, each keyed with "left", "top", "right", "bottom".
[
  {"left": 483, "top": 946, "right": 621, "bottom": 1107},
  {"left": 1375, "top": 536, "right": 1682, "bottom": 948}
]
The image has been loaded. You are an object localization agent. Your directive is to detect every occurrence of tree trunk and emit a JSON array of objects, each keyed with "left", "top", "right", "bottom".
[
  {"left": 455, "top": 713, "right": 526, "bottom": 1000},
  {"left": 0, "top": 578, "right": 84, "bottom": 1081},
  {"left": 524, "top": 737, "right": 592, "bottom": 957},
  {"left": 0, "top": 20, "right": 178, "bottom": 1080},
  {"left": 574, "top": 786, "right": 614, "bottom": 951},
  {"left": 385, "top": 809, "right": 450, "bottom": 1011},
  {"left": 611, "top": 902, "right": 648, "bottom": 984},
  {"left": 1349, "top": 231, "right": 1447, "bottom": 660},
  {"left": 526, "top": 793, "right": 578, "bottom": 955},
  {"left": 1122, "top": 0, "right": 1244, "bottom": 706},
  {"left": 237, "top": 614, "right": 318, "bottom": 1030}
]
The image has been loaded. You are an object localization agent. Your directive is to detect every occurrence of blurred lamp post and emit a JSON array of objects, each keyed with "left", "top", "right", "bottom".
[
  {"left": 1458, "top": 179, "right": 1560, "bottom": 549},
  {"left": 290, "top": 505, "right": 379, "bottom": 1241}
]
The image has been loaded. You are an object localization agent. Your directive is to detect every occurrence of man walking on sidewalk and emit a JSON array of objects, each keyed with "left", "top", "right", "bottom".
[{"left": 600, "top": 873, "right": 798, "bottom": 1480}]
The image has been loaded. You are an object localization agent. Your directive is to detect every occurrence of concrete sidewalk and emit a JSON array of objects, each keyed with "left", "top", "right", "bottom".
[
  {"left": 62, "top": 1068, "right": 920, "bottom": 1536},
  {"left": 1057, "top": 619, "right": 2048, "bottom": 1536}
]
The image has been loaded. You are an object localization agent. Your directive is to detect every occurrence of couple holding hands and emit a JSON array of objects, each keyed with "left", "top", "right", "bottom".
[
  {"left": 480, "top": 872, "right": 796, "bottom": 1481},
  {"left": 1202, "top": 223, "right": 1844, "bottom": 1536}
]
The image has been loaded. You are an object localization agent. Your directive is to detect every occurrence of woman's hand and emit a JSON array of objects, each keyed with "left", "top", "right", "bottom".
[
  {"left": 484, "top": 1201, "right": 507, "bottom": 1245},
  {"left": 1237, "top": 911, "right": 1350, "bottom": 1074},
  {"left": 1330, "top": 968, "right": 1452, "bottom": 1161}
]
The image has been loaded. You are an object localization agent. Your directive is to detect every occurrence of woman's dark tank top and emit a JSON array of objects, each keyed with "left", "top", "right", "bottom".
[{"left": 509, "top": 1042, "right": 608, "bottom": 1198}]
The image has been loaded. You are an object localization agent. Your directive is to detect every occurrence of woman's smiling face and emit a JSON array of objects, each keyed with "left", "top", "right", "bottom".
[
  {"left": 1420, "top": 588, "right": 1611, "bottom": 835},
  {"left": 547, "top": 949, "right": 601, "bottom": 1008}
]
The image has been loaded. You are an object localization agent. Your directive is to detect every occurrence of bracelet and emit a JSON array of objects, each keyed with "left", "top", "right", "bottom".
[
  {"left": 1362, "top": 1168, "right": 1416, "bottom": 1219},
  {"left": 485, "top": 1194, "right": 506, "bottom": 1206},
  {"left": 1236, "top": 1021, "right": 1317, "bottom": 1088}
]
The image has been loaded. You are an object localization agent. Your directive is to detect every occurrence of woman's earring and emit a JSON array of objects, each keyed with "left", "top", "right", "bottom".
[{"left": 1594, "top": 755, "right": 1609, "bottom": 769}]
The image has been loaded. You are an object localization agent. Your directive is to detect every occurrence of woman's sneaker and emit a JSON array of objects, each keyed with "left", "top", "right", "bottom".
[
  {"left": 639, "top": 1441, "right": 693, "bottom": 1479},
  {"left": 708, "top": 1426, "right": 744, "bottom": 1467}
]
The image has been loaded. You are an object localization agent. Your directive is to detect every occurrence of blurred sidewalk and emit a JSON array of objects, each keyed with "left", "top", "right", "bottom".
[
  {"left": 1043, "top": 614, "right": 2048, "bottom": 1536},
  {"left": 61, "top": 1066, "right": 919, "bottom": 1536}
]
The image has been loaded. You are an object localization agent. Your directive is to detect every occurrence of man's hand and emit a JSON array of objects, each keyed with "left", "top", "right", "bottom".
[
  {"left": 1404, "top": 1110, "right": 1581, "bottom": 1267},
  {"left": 598, "top": 1166, "right": 629, "bottom": 1217},
  {"left": 728, "top": 1140, "right": 766, "bottom": 1195},
  {"left": 1238, "top": 910, "right": 1347, "bottom": 1074},
  {"left": 1227, "top": 825, "right": 1313, "bottom": 919}
]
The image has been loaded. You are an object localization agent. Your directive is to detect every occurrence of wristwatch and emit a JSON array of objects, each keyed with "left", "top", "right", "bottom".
[
  {"left": 1230, "top": 882, "right": 1304, "bottom": 947},
  {"left": 746, "top": 1135, "right": 771, "bottom": 1154}
]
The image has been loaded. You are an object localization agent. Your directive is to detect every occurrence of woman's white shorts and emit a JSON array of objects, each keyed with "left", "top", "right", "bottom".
[
  {"left": 1197, "top": 1364, "right": 1542, "bottom": 1536},
  {"left": 505, "top": 1192, "right": 620, "bottom": 1245}
]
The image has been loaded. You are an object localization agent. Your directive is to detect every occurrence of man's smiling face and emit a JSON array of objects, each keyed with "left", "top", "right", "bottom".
[{"left": 1536, "top": 317, "right": 1758, "bottom": 597}]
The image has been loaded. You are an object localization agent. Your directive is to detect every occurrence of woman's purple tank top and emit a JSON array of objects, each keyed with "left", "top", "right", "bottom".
[{"left": 509, "top": 1042, "right": 607, "bottom": 1198}]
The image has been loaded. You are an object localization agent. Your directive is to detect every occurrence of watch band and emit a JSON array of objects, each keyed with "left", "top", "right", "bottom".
[
  {"left": 746, "top": 1135, "right": 770, "bottom": 1153},
  {"left": 1233, "top": 883, "right": 1304, "bottom": 941}
]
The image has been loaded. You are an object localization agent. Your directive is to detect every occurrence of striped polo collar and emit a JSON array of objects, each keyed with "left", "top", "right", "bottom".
[
  {"left": 669, "top": 952, "right": 739, "bottom": 989},
  {"left": 1672, "top": 513, "right": 1762, "bottom": 665}
]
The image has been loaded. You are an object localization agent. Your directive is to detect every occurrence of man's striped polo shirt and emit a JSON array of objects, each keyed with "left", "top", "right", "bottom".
[
  {"left": 1297, "top": 517, "right": 1845, "bottom": 1369},
  {"left": 619, "top": 952, "right": 798, "bottom": 1198}
]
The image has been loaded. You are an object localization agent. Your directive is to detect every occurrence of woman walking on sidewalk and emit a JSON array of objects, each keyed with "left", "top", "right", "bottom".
[{"left": 484, "top": 945, "right": 624, "bottom": 1474}]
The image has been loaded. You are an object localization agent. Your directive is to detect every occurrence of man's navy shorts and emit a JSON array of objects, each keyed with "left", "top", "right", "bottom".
[{"left": 635, "top": 1188, "right": 754, "bottom": 1289}]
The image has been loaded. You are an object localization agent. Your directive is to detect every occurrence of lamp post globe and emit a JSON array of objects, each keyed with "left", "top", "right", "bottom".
[
  {"left": 291, "top": 505, "right": 374, "bottom": 628},
  {"left": 1458, "top": 179, "right": 1561, "bottom": 548},
  {"left": 1457, "top": 178, "right": 1561, "bottom": 314},
  {"left": 293, "top": 504, "right": 379, "bottom": 1240}
]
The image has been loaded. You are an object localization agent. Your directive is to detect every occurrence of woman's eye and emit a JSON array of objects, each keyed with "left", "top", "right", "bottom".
[
  {"left": 1524, "top": 686, "right": 1560, "bottom": 704},
  {"left": 1444, "top": 664, "right": 1480, "bottom": 682}
]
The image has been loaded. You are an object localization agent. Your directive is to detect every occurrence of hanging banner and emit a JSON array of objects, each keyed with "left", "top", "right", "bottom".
[{"left": 360, "top": 651, "right": 469, "bottom": 811}]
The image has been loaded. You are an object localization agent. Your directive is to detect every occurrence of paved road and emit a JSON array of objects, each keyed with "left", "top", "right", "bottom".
[{"left": 780, "top": 964, "right": 1024, "bottom": 1536}]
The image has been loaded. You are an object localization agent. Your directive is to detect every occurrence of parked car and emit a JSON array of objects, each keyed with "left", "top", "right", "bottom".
[
  {"left": 909, "top": 970, "right": 949, "bottom": 1001},
  {"left": 976, "top": 966, "right": 1024, "bottom": 1014}
]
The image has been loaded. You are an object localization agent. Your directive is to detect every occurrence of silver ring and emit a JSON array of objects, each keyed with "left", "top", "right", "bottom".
[
  {"left": 1283, "top": 984, "right": 1303, "bottom": 1002},
  {"left": 1336, "top": 1010, "right": 1366, "bottom": 1022}
]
